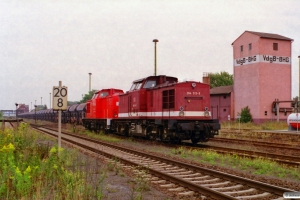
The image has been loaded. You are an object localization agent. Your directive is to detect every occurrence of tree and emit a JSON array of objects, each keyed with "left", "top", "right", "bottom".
[
  {"left": 238, "top": 106, "right": 252, "bottom": 123},
  {"left": 0, "top": 111, "right": 2, "bottom": 119},
  {"left": 36, "top": 105, "right": 47, "bottom": 111},
  {"left": 68, "top": 101, "right": 80, "bottom": 106},
  {"left": 209, "top": 71, "right": 233, "bottom": 88},
  {"left": 80, "top": 90, "right": 97, "bottom": 103}
]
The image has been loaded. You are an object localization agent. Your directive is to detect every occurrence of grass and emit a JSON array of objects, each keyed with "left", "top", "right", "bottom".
[
  {"left": 77, "top": 128, "right": 122, "bottom": 143},
  {"left": 0, "top": 123, "right": 108, "bottom": 199},
  {"left": 0, "top": 123, "right": 163, "bottom": 200},
  {"left": 221, "top": 120, "right": 289, "bottom": 130},
  {"left": 219, "top": 120, "right": 300, "bottom": 144},
  {"left": 168, "top": 147, "right": 300, "bottom": 181}
]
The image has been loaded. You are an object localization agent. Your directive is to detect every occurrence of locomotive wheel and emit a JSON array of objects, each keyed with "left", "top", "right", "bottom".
[
  {"left": 147, "top": 133, "right": 156, "bottom": 140},
  {"left": 203, "top": 127, "right": 210, "bottom": 142},
  {"left": 171, "top": 137, "right": 182, "bottom": 144},
  {"left": 159, "top": 127, "right": 168, "bottom": 141},
  {"left": 117, "top": 125, "right": 122, "bottom": 135},
  {"left": 124, "top": 124, "right": 130, "bottom": 137},
  {"left": 95, "top": 124, "right": 101, "bottom": 134},
  {"left": 117, "top": 124, "right": 129, "bottom": 136},
  {"left": 146, "top": 126, "right": 156, "bottom": 140},
  {"left": 191, "top": 138, "right": 200, "bottom": 145}
]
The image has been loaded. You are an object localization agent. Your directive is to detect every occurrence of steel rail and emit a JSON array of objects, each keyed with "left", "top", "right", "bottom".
[
  {"left": 210, "top": 137, "right": 300, "bottom": 150},
  {"left": 195, "top": 144, "right": 300, "bottom": 166}
]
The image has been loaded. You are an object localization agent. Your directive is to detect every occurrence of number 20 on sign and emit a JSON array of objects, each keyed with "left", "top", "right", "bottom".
[{"left": 53, "top": 86, "right": 68, "bottom": 110}]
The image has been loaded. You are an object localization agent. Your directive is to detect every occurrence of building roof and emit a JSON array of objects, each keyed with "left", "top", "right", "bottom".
[
  {"left": 210, "top": 85, "right": 233, "bottom": 95},
  {"left": 232, "top": 31, "right": 293, "bottom": 45}
]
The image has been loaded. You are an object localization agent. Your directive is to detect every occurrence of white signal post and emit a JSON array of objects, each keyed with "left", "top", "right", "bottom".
[
  {"left": 237, "top": 115, "right": 241, "bottom": 132},
  {"left": 52, "top": 81, "right": 68, "bottom": 154},
  {"left": 228, "top": 115, "right": 230, "bottom": 130}
]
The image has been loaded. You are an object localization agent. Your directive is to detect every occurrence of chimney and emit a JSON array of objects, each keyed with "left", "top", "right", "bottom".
[{"left": 202, "top": 72, "right": 210, "bottom": 85}]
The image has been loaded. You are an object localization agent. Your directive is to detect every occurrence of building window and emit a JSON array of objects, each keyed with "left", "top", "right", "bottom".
[
  {"left": 249, "top": 43, "right": 252, "bottom": 50},
  {"left": 240, "top": 45, "right": 243, "bottom": 52},
  {"left": 273, "top": 43, "right": 278, "bottom": 51}
]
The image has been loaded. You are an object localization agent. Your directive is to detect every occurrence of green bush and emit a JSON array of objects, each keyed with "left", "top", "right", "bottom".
[{"left": 238, "top": 106, "right": 252, "bottom": 123}]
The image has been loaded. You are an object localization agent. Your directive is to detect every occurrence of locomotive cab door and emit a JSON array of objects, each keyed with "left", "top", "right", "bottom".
[
  {"left": 128, "top": 95, "right": 132, "bottom": 117},
  {"left": 162, "top": 89, "right": 175, "bottom": 119}
]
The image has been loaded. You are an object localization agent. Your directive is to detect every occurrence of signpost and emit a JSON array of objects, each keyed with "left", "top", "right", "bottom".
[
  {"left": 228, "top": 115, "right": 230, "bottom": 130},
  {"left": 297, "top": 113, "right": 299, "bottom": 133},
  {"left": 237, "top": 115, "right": 241, "bottom": 132},
  {"left": 53, "top": 81, "right": 68, "bottom": 153}
]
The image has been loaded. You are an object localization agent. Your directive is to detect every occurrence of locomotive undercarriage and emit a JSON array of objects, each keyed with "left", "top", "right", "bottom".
[
  {"left": 82, "top": 119, "right": 108, "bottom": 133},
  {"left": 111, "top": 119, "right": 219, "bottom": 144},
  {"left": 83, "top": 118, "right": 219, "bottom": 144}
]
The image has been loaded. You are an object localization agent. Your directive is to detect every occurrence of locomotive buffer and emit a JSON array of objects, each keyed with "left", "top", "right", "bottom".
[{"left": 53, "top": 81, "right": 68, "bottom": 153}]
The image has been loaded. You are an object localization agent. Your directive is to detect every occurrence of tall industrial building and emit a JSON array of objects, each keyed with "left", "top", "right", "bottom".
[{"left": 232, "top": 31, "right": 293, "bottom": 123}]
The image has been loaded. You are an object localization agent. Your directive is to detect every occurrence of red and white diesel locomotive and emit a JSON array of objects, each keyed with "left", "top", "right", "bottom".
[{"left": 83, "top": 75, "right": 220, "bottom": 143}]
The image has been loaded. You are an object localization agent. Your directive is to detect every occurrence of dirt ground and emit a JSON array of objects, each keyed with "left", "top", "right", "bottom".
[{"left": 62, "top": 141, "right": 174, "bottom": 200}]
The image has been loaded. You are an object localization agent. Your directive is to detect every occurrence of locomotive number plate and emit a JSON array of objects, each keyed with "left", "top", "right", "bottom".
[{"left": 187, "top": 92, "right": 201, "bottom": 95}]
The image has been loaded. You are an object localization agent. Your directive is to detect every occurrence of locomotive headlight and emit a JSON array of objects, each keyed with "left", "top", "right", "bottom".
[
  {"left": 179, "top": 111, "right": 184, "bottom": 117},
  {"left": 204, "top": 111, "right": 210, "bottom": 117}
]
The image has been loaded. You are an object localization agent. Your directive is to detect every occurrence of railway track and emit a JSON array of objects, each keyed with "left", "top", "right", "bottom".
[
  {"left": 31, "top": 124, "right": 295, "bottom": 200},
  {"left": 221, "top": 128, "right": 300, "bottom": 136},
  {"left": 182, "top": 142, "right": 300, "bottom": 167},
  {"left": 1, "top": 119, "right": 23, "bottom": 129},
  {"left": 211, "top": 137, "right": 300, "bottom": 150},
  {"left": 30, "top": 122, "right": 300, "bottom": 166}
]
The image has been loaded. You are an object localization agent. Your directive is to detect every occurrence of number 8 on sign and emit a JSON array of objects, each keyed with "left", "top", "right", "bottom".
[{"left": 53, "top": 86, "right": 68, "bottom": 110}]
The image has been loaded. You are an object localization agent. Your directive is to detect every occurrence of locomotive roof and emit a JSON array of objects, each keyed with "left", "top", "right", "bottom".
[
  {"left": 94, "top": 88, "right": 123, "bottom": 93},
  {"left": 132, "top": 75, "right": 178, "bottom": 83}
]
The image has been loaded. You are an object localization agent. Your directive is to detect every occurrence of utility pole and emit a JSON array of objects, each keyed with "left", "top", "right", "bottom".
[
  {"left": 298, "top": 56, "right": 300, "bottom": 113},
  {"left": 153, "top": 39, "right": 159, "bottom": 76},
  {"left": 88, "top": 73, "right": 92, "bottom": 92}
]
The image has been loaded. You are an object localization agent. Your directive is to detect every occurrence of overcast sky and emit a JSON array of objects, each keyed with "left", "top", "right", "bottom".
[{"left": 1, "top": 0, "right": 300, "bottom": 110}]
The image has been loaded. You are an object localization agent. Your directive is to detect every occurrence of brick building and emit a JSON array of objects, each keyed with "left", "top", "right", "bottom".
[
  {"left": 232, "top": 31, "right": 293, "bottom": 123},
  {"left": 210, "top": 85, "right": 234, "bottom": 121},
  {"left": 210, "top": 31, "right": 293, "bottom": 123}
]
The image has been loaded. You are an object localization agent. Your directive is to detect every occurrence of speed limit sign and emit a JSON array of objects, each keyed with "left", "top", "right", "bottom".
[{"left": 53, "top": 86, "right": 68, "bottom": 110}]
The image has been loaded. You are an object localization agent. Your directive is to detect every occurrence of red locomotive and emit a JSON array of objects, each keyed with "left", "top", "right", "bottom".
[
  {"left": 83, "top": 75, "right": 220, "bottom": 143},
  {"left": 84, "top": 88, "right": 124, "bottom": 131}
]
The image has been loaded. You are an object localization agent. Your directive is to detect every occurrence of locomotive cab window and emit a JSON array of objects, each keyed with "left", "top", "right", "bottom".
[
  {"left": 99, "top": 92, "right": 108, "bottom": 98},
  {"left": 92, "top": 93, "right": 98, "bottom": 99},
  {"left": 130, "top": 84, "right": 136, "bottom": 91},
  {"left": 134, "top": 82, "right": 142, "bottom": 90},
  {"left": 143, "top": 80, "right": 156, "bottom": 89},
  {"left": 130, "top": 82, "right": 143, "bottom": 91}
]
